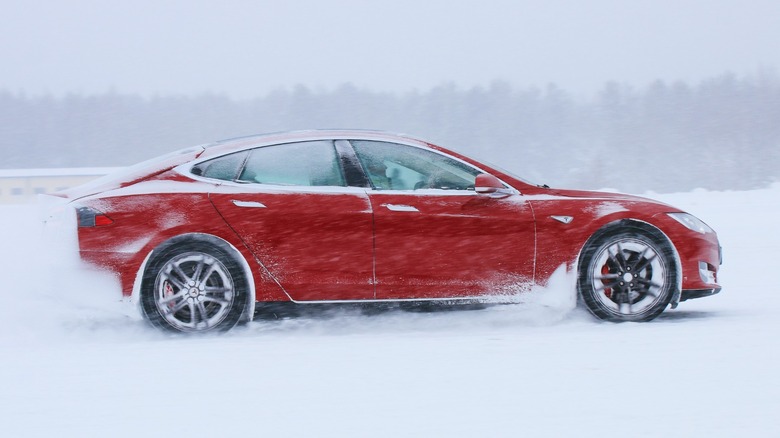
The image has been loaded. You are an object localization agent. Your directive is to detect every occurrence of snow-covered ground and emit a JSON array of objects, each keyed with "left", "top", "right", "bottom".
[{"left": 1, "top": 185, "right": 778, "bottom": 437}]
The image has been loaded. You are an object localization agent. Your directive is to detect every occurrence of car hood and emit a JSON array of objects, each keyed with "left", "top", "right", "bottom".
[
  {"left": 532, "top": 188, "right": 675, "bottom": 210},
  {"left": 546, "top": 188, "right": 661, "bottom": 202}
]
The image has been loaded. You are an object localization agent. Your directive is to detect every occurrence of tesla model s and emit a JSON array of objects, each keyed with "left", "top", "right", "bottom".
[{"left": 48, "top": 130, "right": 722, "bottom": 332}]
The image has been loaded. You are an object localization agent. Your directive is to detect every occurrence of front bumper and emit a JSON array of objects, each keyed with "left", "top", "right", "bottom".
[{"left": 680, "top": 287, "right": 722, "bottom": 302}]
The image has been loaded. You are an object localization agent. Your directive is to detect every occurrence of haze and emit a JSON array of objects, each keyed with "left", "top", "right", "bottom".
[{"left": 3, "top": 0, "right": 779, "bottom": 98}]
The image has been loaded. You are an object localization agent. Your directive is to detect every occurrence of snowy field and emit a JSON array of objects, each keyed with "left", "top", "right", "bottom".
[{"left": 1, "top": 185, "right": 779, "bottom": 437}]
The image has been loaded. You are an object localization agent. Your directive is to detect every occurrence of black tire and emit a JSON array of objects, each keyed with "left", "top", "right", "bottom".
[
  {"left": 577, "top": 221, "right": 678, "bottom": 322},
  {"left": 140, "top": 237, "right": 249, "bottom": 333}
]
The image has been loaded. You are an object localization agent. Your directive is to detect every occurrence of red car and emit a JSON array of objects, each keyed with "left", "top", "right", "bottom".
[{"left": 56, "top": 130, "right": 722, "bottom": 332}]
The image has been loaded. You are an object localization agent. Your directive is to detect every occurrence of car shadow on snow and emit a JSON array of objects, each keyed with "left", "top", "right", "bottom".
[
  {"left": 252, "top": 301, "right": 489, "bottom": 321},
  {"left": 654, "top": 309, "right": 721, "bottom": 322},
  {"left": 251, "top": 302, "right": 721, "bottom": 323}
]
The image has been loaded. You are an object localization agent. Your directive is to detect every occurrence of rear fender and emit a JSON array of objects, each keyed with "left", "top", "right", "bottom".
[{"left": 137, "top": 233, "right": 257, "bottom": 323}]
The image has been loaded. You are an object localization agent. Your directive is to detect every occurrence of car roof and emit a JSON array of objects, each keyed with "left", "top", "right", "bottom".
[{"left": 207, "top": 129, "right": 432, "bottom": 152}]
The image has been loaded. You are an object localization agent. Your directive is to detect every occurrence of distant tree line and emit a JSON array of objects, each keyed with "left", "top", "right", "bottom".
[{"left": 2, "top": 72, "right": 779, "bottom": 192}]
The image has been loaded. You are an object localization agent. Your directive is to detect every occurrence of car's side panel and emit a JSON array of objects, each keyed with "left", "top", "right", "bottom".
[
  {"left": 209, "top": 186, "right": 375, "bottom": 301},
  {"left": 529, "top": 198, "right": 639, "bottom": 281},
  {"left": 368, "top": 191, "right": 536, "bottom": 299},
  {"left": 529, "top": 195, "right": 720, "bottom": 292},
  {"left": 530, "top": 197, "right": 675, "bottom": 279},
  {"left": 76, "top": 189, "right": 289, "bottom": 302}
]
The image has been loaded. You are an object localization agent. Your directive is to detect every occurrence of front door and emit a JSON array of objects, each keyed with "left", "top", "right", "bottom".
[{"left": 350, "top": 140, "right": 535, "bottom": 299}]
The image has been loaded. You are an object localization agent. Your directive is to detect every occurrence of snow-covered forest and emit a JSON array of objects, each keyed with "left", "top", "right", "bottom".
[{"left": 3, "top": 72, "right": 779, "bottom": 193}]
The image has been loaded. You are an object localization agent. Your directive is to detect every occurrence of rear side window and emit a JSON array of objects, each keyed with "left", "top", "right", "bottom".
[
  {"left": 238, "top": 141, "right": 346, "bottom": 187},
  {"left": 191, "top": 151, "right": 248, "bottom": 181}
]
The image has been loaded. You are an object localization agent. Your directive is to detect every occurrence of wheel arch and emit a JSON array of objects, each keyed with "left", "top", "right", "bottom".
[
  {"left": 575, "top": 218, "right": 683, "bottom": 305},
  {"left": 132, "top": 232, "right": 256, "bottom": 323}
]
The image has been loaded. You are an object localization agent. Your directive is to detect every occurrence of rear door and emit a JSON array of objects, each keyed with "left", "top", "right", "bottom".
[{"left": 203, "top": 140, "right": 375, "bottom": 301}]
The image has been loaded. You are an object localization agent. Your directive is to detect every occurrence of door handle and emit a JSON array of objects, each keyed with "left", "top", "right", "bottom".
[
  {"left": 232, "top": 200, "right": 267, "bottom": 208},
  {"left": 383, "top": 204, "right": 419, "bottom": 212}
]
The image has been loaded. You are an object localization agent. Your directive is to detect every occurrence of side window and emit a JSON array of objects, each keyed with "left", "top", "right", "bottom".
[
  {"left": 237, "top": 141, "right": 345, "bottom": 187},
  {"left": 351, "top": 141, "right": 480, "bottom": 191},
  {"left": 191, "top": 151, "right": 248, "bottom": 181}
]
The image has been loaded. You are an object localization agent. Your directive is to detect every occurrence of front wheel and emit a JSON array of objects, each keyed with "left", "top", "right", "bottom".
[
  {"left": 578, "top": 222, "right": 678, "bottom": 322},
  {"left": 140, "top": 239, "right": 248, "bottom": 333}
]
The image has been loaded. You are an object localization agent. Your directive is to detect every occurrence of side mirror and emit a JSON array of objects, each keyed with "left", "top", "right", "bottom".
[
  {"left": 475, "top": 174, "right": 513, "bottom": 198},
  {"left": 474, "top": 174, "right": 504, "bottom": 194}
]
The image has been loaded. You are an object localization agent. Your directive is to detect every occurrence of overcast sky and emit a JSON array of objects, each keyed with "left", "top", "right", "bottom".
[{"left": 2, "top": 0, "right": 779, "bottom": 98}]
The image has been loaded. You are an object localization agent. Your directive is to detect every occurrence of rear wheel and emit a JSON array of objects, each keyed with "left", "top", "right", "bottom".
[
  {"left": 141, "top": 239, "right": 248, "bottom": 333},
  {"left": 578, "top": 222, "right": 678, "bottom": 322}
]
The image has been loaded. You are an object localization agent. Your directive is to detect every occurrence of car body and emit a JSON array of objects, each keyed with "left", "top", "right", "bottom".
[{"left": 52, "top": 130, "right": 722, "bottom": 332}]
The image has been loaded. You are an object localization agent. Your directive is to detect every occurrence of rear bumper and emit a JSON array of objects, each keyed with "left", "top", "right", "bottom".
[{"left": 80, "top": 249, "right": 139, "bottom": 296}]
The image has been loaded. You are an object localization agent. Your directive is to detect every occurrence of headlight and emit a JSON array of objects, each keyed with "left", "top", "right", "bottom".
[{"left": 667, "top": 212, "right": 714, "bottom": 234}]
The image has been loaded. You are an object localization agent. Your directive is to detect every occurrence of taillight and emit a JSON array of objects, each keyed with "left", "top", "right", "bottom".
[{"left": 77, "top": 206, "right": 114, "bottom": 227}]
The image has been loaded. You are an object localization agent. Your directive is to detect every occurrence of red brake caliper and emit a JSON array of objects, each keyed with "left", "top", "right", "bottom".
[
  {"left": 601, "top": 264, "right": 613, "bottom": 298},
  {"left": 164, "top": 281, "right": 176, "bottom": 309}
]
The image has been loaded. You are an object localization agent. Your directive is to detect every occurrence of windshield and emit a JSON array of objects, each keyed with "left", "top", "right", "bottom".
[{"left": 470, "top": 155, "right": 538, "bottom": 187}]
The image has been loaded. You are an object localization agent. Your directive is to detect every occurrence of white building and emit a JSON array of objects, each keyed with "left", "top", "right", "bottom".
[{"left": 0, "top": 168, "right": 120, "bottom": 204}]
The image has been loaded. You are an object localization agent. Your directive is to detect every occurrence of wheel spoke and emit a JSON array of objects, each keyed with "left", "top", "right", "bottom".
[
  {"left": 643, "top": 288, "right": 659, "bottom": 298},
  {"left": 187, "top": 301, "right": 198, "bottom": 324},
  {"left": 594, "top": 279, "right": 618, "bottom": 292},
  {"left": 204, "top": 286, "right": 232, "bottom": 296},
  {"left": 634, "top": 279, "right": 661, "bottom": 298},
  {"left": 197, "top": 302, "right": 211, "bottom": 328},
  {"left": 159, "top": 289, "right": 187, "bottom": 305},
  {"left": 606, "top": 246, "right": 621, "bottom": 269},
  {"left": 607, "top": 244, "right": 628, "bottom": 272},
  {"left": 199, "top": 263, "right": 218, "bottom": 285},
  {"left": 165, "top": 298, "right": 189, "bottom": 315},
  {"left": 192, "top": 256, "right": 218, "bottom": 286},
  {"left": 615, "top": 243, "right": 629, "bottom": 270},
  {"left": 633, "top": 252, "right": 658, "bottom": 274},
  {"left": 636, "top": 277, "right": 661, "bottom": 288},
  {"left": 163, "top": 274, "right": 187, "bottom": 291},
  {"left": 201, "top": 296, "right": 229, "bottom": 307},
  {"left": 172, "top": 264, "right": 192, "bottom": 284},
  {"left": 630, "top": 247, "right": 649, "bottom": 269},
  {"left": 191, "top": 256, "right": 206, "bottom": 285}
]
